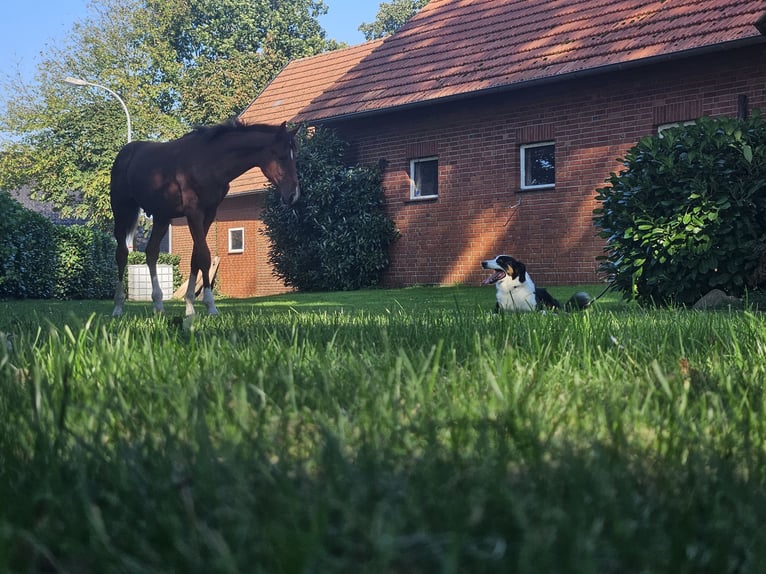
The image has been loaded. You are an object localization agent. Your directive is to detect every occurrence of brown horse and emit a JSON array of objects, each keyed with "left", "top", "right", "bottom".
[{"left": 110, "top": 119, "right": 300, "bottom": 316}]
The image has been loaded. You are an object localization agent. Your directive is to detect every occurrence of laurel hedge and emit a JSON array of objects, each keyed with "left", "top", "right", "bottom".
[
  {"left": 54, "top": 226, "right": 117, "bottom": 300},
  {"left": 0, "top": 190, "right": 116, "bottom": 299},
  {"left": 262, "top": 128, "right": 398, "bottom": 292},
  {"left": 594, "top": 113, "right": 766, "bottom": 306}
]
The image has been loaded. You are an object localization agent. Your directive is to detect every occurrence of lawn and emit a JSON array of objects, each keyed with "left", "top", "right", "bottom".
[{"left": 1, "top": 285, "right": 765, "bottom": 573}]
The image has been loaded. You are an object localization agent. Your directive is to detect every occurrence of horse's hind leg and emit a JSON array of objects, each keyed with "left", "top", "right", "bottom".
[
  {"left": 113, "top": 240, "right": 128, "bottom": 316},
  {"left": 112, "top": 202, "right": 140, "bottom": 316},
  {"left": 145, "top": 218, "right": 170, "bottom": 313}
]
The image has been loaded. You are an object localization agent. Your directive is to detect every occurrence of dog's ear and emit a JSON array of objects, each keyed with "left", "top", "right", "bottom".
[{"left": 514, "top": 260, "right": 527, "bottom": 283}]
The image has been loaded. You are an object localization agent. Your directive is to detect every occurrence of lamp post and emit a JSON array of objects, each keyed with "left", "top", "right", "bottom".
[
  {"left": 63, "top": 76, "right": 132, "bottom": 143},
  {"left": 64, "top": 76, "right": 135, "bottom": 250}
]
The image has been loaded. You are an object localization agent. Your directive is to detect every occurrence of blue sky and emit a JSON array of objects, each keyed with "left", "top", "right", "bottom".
[{"left": 0, "top": 0, "right": 380, "bottom": 89}]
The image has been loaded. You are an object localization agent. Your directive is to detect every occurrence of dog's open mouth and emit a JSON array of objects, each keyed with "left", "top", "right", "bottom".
[{"left": 482, "top": 271, "right": 506, "bottom": 285}]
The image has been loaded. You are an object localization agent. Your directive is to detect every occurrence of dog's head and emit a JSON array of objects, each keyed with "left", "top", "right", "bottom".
[{"left": 481, "top": 255, "right": 527, "bottom": 285}]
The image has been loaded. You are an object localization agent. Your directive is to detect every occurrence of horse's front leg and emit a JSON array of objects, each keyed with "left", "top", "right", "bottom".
[
  {"left": 184, "top": 272, "right": 198, "bottom": 317},
  {"left": 201, "top": 284, "right": 217, "bottom": 315},
  {"left": 145, "top": 218, "right": 170, "bottom": 313},
  {"left": 184, "top": 263, "right": 218, "bottom": 316},
  {"left": 200, "top": 211, "right": 219, "bottom": 316},
  {"left": 186, "top": 212, "right": 218, "bottom": 316}
]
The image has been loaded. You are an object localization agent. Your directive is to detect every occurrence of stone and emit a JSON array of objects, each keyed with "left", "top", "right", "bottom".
[{"left": 692, "top": 289, "right": 743, "bottom": 310}]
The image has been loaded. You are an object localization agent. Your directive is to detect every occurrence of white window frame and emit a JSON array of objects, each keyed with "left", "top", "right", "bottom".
[
  {"left": 520, "top": 142, "right": 556, "bottom": 190},
  {"left": 657, "top": 120, "right": 696, "bottom": 136},
  {"left": 409, "top": 156, "right": 439, "bottom": 200},
  {"left": 228, "top": 227, "right": 245, "bottom": 254}
]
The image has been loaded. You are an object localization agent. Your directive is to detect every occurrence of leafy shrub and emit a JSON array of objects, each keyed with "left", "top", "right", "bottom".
[
  {"left": 594, "top": 113, "right": 766, "bottom": 306},
  {"left": 0, "top": 190, "right": 117, "bottom": 300},
  {"left": 0, "top": 190, "right": 56, "bottom": 298},
  {"left": 262, "top": 128, "right": 398, "bottom": 291},
  {"left": 126, "top": 250, "right": 182, "bottom": 292},
  {"left": 54, "top": 226, "right": 116, "bottom": 299}
]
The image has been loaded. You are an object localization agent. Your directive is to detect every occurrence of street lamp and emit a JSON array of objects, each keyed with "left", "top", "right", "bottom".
[
  {"left": 63, "top": 76, "right": 132, "bottom": 143},
  {"left": 64, "top": 76, "right": 136, "bottom": 250}
]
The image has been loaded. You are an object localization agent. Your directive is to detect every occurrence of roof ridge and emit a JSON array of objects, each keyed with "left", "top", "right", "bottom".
[{"left": 286, "top": 38, "right": 384, "bottom": 65}]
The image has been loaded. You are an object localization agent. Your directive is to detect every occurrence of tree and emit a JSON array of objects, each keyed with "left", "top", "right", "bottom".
[
  {"left": 139, "top": 0, "right": 338, "bottom": 127},
  {"left": 262, "top": 128, "right": 398, "bottom": 291},
  {"left": 359, "top": 0, "right": 429, "bottom": 40},
  {"left": 0, "top": 0, "right": 335, "bottom": 229},
  {"left": 593, "top": 113, "right": 766, "bottom": 306}
]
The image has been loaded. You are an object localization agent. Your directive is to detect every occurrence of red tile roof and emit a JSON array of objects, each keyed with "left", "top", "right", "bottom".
[
  {"left": 232, "top": 0, "right": 765, "bottom": 193},
  {"left": 242, "top": 0, "right": 766, "bottom": 126},
  {"left": 231, "top": 41, "right": 382, "bottom": 193},
  {"left": 240, "top": 39, "right": 383, "bottom": 126}
]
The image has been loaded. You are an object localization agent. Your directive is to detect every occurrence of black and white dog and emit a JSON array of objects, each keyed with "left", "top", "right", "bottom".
[{"left": 481, "top": 255, "right": 591, "bottom": 313}]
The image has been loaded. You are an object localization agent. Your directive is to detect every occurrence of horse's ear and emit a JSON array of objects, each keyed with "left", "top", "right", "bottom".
[{"left": 277, "top": 121, "right": 300, "bottom": 140}]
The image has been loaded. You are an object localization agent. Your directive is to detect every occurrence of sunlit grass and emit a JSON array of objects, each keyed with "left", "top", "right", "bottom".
[{"left": 1, "top": 285, "right": 765, "bottom": 572}]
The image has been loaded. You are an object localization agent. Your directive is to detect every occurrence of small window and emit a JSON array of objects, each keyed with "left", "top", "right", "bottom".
[
  {"left": 228, "top": 227, "right": 244, "bottom": 253},
  {"left": 657, "top": 120, "right": 696, "bottom": 136},
  {"left": 520, "top": 142, "right": 555, "bottom": 190},
  {"left": 409, "top": 157, "right": 438, "bottom": 199}
]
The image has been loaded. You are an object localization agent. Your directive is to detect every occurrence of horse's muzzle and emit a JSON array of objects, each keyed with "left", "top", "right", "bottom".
[{"left": 284, "top": 185, "right": 300, "bottom": 206}]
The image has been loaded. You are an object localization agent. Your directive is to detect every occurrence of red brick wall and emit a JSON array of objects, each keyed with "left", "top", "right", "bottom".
[
  {"left": 332, "top": 44, "right": 766, "bottom": 287},
  {"left": 170, "top": 193, "right": 292, "bottom": 298},
  {"left": 173, "top": 44, "right": 766, "bottom": 296}
]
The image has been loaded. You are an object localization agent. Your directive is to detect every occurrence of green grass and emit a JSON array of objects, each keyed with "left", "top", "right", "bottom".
[{"left": 1, "top": 285, "right": 765, "bottom": 573}]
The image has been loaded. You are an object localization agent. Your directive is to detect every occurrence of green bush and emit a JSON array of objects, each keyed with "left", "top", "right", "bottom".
[
  {"left": 594, "top": 113, "right": 766, "bottom": 306},
  {"left": 54, "top": 226, "right": 116, "bottom": 299},
  {"left": 262, "top": 128, "right": 398, "bottom": 291},
  {"left": 0, "top": 190, "right": 56, "bottom": 298},
  {"left": 0, "top": 190, "right": 117, "bottom": 300}
]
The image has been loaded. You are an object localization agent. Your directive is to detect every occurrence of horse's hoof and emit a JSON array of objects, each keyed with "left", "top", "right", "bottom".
[{"left": 112, "top": 308, "right": 123, "bottom": 317}]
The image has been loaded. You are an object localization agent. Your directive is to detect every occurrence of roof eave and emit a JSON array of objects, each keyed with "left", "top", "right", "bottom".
[
  {"left": 756, "top": 11, "right": 766, "bottom": 35},
  {"left": 226, "top": 187, "right": 269, "bottom": 199},
  {"left": 303, "top": 35, "right": 766, "bottom": 126}
]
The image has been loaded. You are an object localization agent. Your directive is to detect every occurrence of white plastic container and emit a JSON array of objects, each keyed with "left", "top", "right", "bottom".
[{"left": 127, "top": 264, "right": 173, "bottom": 301}]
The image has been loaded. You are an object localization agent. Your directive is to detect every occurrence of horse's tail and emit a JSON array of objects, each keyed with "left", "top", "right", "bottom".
[
  {"left": 110, "top": 143, "right": 141, "bottom": 245},
  {"left": 110, "top": 142, "right": 137, "bottom": 196}
]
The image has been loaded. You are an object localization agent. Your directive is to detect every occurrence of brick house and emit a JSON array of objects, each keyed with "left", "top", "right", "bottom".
[{"left": 170, "top": 0, "right": 766, "bottom": 296}]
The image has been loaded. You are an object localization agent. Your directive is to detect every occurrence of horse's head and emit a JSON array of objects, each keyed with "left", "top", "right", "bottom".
[{"left": 261, "top": 122, "right": 300, "bottom": 206}]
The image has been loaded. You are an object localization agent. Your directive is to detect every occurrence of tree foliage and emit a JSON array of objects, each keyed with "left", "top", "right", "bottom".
[
  {"left": 594, "top": 113, "right": 766, "bottom": 306},
  {"left": 139, "top": 0, "right": 336, "bottom": 127},
  {"left": 262, "top": 128, "right": 398, "bottom": 292},
  {"left": 359, "top": 0, "right": 429, "bottom": 40},
  {"left": 0, "top": 0, "right": 336, "bottom": 229}
]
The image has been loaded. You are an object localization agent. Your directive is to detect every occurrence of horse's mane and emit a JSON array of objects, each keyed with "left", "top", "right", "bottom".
[{"left": 189, "top": 118, "right": 281, "bottom": 142}]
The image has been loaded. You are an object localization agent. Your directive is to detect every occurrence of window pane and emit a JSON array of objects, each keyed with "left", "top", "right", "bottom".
[
  {"left": 229, "top": 228, "right": 244, "bottom": 252},
  {"left": 412, "top": 159, "right": 438, "bottom": 198},
  {"left": 523, "top": 145, "right": 555, "bottom": 187}
]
